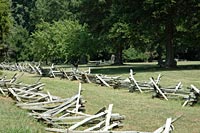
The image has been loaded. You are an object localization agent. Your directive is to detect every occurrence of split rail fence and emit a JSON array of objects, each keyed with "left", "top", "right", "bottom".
[
  {"left": 1, "top": 62, "right": 199, "bottom": 107},
  {"left": 0, "top": 73, "right": 179, "bottom": 133}
]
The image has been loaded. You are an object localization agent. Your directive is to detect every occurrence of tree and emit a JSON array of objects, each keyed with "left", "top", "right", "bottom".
[
  {"left": 76, "top": 0, "right": 112, "bottom": 61},
  {"left": 0, "top": 0, "right": 12, "bottom": 43},
  {"left": 78, "top": 0, "right": 112, "bottom": 33},
  {"left": 108, "top": 22, "right": 131, "bottom": 64},
  {"left": 11, "top": 0, "right": 36, "bottom": 32},
  {"left": 174, "top": 0, "right": 200, "bottom": 61},
  {"left": 4, "top": 0, "right": 200, "bottom": 64},
  {"left": 142, "top": 0, "right": 200, "bottom": 67},
  {"left": 0, "top": 0, "right": 12, "bottom": 60},
  {"left": 31, "top": 20, "right": 93, "bottom": 64},
  {"left": 32, "top": 0, "right": 80, "bottom": 24},
  {"left": 6, "top": 25, "right": 30, "bottom": 61}
]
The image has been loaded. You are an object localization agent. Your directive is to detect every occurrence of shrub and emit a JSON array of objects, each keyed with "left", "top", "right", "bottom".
[{"left": 123, "top": 47, "right": 149, "bottom": 62}]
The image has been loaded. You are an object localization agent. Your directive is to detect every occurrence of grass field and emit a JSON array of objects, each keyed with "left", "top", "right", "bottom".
[
  {"left": 0, "top": 97, "right": 45, "bottom": 133},
  {"left": 0, "top": 61, "right": 200, "bottom": 133}
]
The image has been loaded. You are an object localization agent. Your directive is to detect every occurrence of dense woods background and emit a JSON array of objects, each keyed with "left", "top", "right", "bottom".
[{"left": 0, "top": 0, "right": 199, "bottom": 67}]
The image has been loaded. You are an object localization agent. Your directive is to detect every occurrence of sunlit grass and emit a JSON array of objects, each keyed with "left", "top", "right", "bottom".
[{"left": 0, "top": 97, "right": 45, "bottom": 133}]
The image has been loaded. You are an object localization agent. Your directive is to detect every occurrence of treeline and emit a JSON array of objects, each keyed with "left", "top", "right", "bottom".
[{"left": 0, "top": 0, "right": 200, "bottom": 67}]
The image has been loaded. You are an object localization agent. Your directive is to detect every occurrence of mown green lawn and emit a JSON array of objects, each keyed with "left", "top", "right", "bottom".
[
  {"left": 0, "top": 97, "right": 45, "bottom": 133},
  {"left": 0, "top": 61, "right": 200, "bottom": 133}
]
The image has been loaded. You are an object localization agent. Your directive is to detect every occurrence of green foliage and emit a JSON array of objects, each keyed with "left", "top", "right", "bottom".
[
  {"left": 31, "top": 20, "right": 93, "bottom": 63},
  {"left": 3, "top": 0, "right": 200, "bottom": 64},
  {"left": 108, "top": 22, "right": 131, "bottom": 40},
  {"left": 108, "top": 22, "right": 132, "bottom": 64},
  {"left": 77, "top": 0, "right": 111, "bottom": 34},
  {"left": 0, "top": 0, "right": 12, "bottom": 43},
  {"left": 142, "top": 0, "right": 200, "bottom": 66},
  {"left": 123, "top": 47, "right": 149, "bottom": 62},
  {"left": 32, "top": 0, "right": 80, "bottom": 24},
  {"left": 6, "top": 25, "right": 30, "bottom": 61},
  {"left": 11, "top": 0, "right": 36, "bottom": 32}
]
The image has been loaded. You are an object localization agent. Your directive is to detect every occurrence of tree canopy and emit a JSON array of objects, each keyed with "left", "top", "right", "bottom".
[
  {"left": 30, "top": 20, "right": 93, "bottom": 64},
  {"left": 0, "top": 0, "right": 12, "bottom": 43},
  {"left": 0, "top": 0, "right": 199, "bottom": 67},
  {"left": 0, "top": 0, "right": 12, "bottom": 60}
]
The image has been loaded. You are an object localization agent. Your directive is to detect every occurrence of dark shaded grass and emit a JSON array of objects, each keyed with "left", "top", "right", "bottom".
[{"left": 90, "top": 62, "right": 200, "bottom": 75}]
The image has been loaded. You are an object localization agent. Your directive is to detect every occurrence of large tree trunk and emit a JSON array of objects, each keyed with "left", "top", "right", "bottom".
[
  {"left": 165, "top": 11, "right": 177, "bottom": 68},
  {"left": 114, "top": 44, "right": 123, "bottom": 65},
  {"left": 157, "top": 45, "right": 164, "bottom": 67}
]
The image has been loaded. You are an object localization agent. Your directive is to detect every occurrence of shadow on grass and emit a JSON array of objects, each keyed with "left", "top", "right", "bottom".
[{"left": 90, "top": 63, "right": 200, "bottom": 75}]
